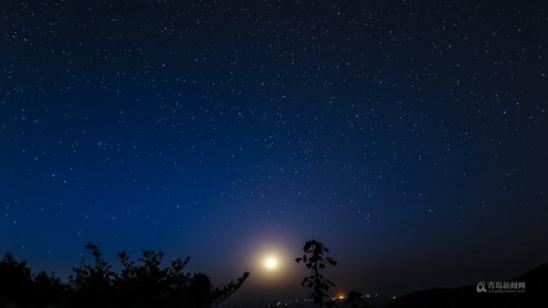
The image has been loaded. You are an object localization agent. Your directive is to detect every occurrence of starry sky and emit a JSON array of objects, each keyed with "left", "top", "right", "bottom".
[{"left": 1, "top": 0, "right": 548, "bottom": 302}]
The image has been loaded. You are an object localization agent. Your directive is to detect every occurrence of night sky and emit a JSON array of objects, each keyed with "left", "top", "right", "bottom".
[{"left": 1, "top": 0, "right": 548, "bottom": 303}]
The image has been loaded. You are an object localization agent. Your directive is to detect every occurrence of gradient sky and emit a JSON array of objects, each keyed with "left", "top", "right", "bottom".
[{"left": 1, "top": 0, "right": 547, "bottom": 303}]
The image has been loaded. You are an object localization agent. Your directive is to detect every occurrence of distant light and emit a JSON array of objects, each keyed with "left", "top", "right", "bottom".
[{"left": 337, "top": 293, "right": 346, "bottom": 300}]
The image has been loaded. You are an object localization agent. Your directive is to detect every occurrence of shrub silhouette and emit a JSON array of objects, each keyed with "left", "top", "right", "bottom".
[
  {"left": 0, "top": 243, "right": 249, "bottom": 308},
  {"left": 30, "top": 271, "right": 65, "bottom": 307},
  {"left": 0, "top": 252, "right": 65, "bottom": 307},
  {"left": 296, "top": 240, "right": 337, "bottom": 308},
  {"left": 0, "top": 252, "right": 33, "bottom": 305}
]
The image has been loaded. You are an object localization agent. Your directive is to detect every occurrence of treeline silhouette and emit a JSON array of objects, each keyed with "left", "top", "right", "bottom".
[{"left": 0, "top": 243, "right": 249, "bottom": 308}]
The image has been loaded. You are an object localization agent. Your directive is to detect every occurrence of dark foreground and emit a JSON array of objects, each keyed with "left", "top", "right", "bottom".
[
  {"left": 1, "top": 247, "right": 547, "bottom": 308},
  {"left": 385, "top": 262, "right": 548, "bottom": 308}
]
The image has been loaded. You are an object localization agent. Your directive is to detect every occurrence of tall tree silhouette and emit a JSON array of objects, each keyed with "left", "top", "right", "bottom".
[{"left": 296, "top": 240, "right": 337, "bottom": 308}]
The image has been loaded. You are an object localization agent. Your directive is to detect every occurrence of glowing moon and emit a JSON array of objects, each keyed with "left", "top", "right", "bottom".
[
  {"left": 263, "top": 256, "right": 279, "bottom": 271},
  {"left": 250, "top": 241, "right": 290, "bottom": 282}
]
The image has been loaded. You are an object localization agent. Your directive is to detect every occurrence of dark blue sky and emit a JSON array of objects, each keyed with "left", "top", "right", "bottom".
[{"left": 1, "top": 0, "right": 547, "bottom": 302}]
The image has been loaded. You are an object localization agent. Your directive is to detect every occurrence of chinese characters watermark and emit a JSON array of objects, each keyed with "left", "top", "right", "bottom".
[{"left": 476, "top": 281, "right": 526, "bottom": 294}]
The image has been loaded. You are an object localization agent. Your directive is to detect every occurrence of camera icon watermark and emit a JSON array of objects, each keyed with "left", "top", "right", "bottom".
[{"left": 476, "top": 280, "right": 526, "bottom": 294}]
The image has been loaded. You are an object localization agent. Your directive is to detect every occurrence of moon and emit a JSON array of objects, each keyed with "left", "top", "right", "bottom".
[
  {"left": 263, "top": 256, "right": 279, "bottom": 271},
  {"left": 249, "top": 240, "right": 291, "bottom": 282}
]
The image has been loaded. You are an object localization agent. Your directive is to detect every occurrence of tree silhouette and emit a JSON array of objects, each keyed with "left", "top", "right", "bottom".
[
  {"left": 68, "top": 243, "right": 117, "bottom": 307},
  {"left": 0, "top": 244, "right": 249, "bottom": 308},
  {"left": 0, "top": 252, "right": 32, "bottom": 306},
  {"left": 116, "top": 249, "right": 170, "bottom": 307},
  {"left": 211, "top": 271, "right": 250, "bottom": 305},
  {"left": 31, "top": 271, "right": 65, "bottom": 307},
  {"left": 296, "top": 240, "right": 337, "bottom": 308},
  {"left": 0, "top": 252, "right": 65, "bottom": 307}
]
